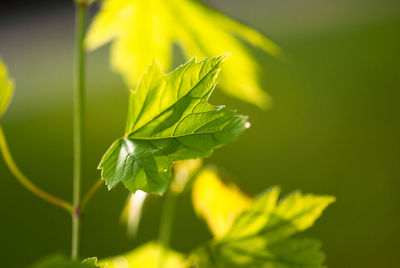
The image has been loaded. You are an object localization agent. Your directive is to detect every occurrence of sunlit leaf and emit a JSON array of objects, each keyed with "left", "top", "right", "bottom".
[
  {"left": 30, "top": 255, "right": 100, "bottom": 268},
  {"left": 223, "top": 189, "right": 335, "bottom": 244},
  {"left": 192, "top": 168, "right": 252, "bottom": 238},
  {"left": 191, "top": 171, "right": 335, "bottom": 267},
  {"left": 0, "top": 57, "right": 14, "bottom": 118},
  {"left": 121, "top": 159, "right": 202, "bottom": 237},
  {"left": 87, "top": 0, "right": 283, "bottom": 108},
  {"left": 194, "top": 237, "right": 326, "bottom": 268},
  {"left": 99, "top": 242, "right": 186, "bottom": 268},
  {"left": 98, "top": 55, "right": 248, "bottom": 194}
]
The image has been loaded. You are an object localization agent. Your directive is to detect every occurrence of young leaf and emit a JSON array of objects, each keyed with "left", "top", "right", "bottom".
[
  {"left": 98, "top": 55, "right": 248, "bottom": 195},
  {"left": 194, "top": 238, "right": 325, "bottom": 268},
  {"left": 0, "top": 57, "right": 14, "bottom": 118},
  {"left": 192, "top": 168, "right": 252, "bottom": 238},
  {"left": 87, "top": 0, "right": 283, "bottom": 108},
  {"left": 191, "top": 170, "right": 335, "bottom": 267},
  {"left": 223, "top": 189, "right": 335, "bottom": 244},
  {"left": 99, "top": 242, "right": 186, "bottom": 268},
  {"left": 30, "top": 255, "right": 100, "bottom": 268}
]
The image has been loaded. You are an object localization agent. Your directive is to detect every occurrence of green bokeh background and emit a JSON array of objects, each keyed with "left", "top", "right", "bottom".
[{"left": 0, "top": 0, "right": 399, "bottom": 267}]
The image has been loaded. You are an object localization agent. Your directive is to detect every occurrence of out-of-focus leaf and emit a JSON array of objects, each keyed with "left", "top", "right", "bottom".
[
  {"left": 87, "top": 0, "right": 283, "bottom": 108},
  {"left": 191, "top": 171, "right": 335, "bottom": 267},
  {"left": 171, "top": 158, "right": 202, "bottom": 193},
  {"left": 194, "top": 238, "right": 325, "bottom": 268},
  {"left": 30, "top": 255, "right": 100, "bottom": 268},
  {"left": 0, "top": 57, "right": 14, "bottom": 118},
  {"left": 192, "top": 168, "right": 252, "bottom": 238},
  {"left": 98, "top": 55, "right": 248, "bottom": 195},
  {"left": 99, "top": 242, "right": 186, "bottom": 268},
  {"left": 222, "top": 189, "right": 335, "bottom": 244},
  {"left": 121, "top": 190, "right": 147, "bottom": 237}
]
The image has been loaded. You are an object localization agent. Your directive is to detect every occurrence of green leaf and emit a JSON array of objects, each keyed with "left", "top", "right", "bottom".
[
  {"left": 220, "top": 189, "right": 334, "bottom": 267},
  {"left": 222, "top": 188, "right": 335, "bottom": 244},
  {"left": 98, "top": 55, "right": 248, "bottom": 194},
  {"left": 0, "top": 57, "right": 14, "bottom": 118},
  {"left": 99, "top": 242, "right": 186, "bottom": 268},
  {"left": 87, "top": 0, "right": 283, "bottom": 108},
  {"left": 30, "top": 255, "right": 100, "bottom": 268},
  {"left": 194, "top": 238, "right": 325, "bottom": 268},
  {"left": 191, "top": 174, "right": 335, "bottom": 268}
]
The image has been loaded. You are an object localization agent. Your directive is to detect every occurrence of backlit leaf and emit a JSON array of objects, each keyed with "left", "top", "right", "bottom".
[
  {"left": 120, "top": 160, "right": 201, "bottom": 237},
  {"left": 192, "top": 168, "right": 252, "bottom": 238},
  {"left": 98, "top": 55, "right": 248, "bottom": 194},
  {"left": 99, "top": 242, "right": 186, "bottom": 268},
  {"left": 191, "top": 171, "right": 335, "bottom": 267},
  {"left": 0, "top": 57, "right": 14, "bottom": 118},
  {"left": 87, "top": 0, "right": 282, "bottom": 108}
]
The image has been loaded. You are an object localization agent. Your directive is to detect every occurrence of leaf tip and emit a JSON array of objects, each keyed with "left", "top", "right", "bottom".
[{"left": 220, "top": 52, "right": 231, "bottom": 60}]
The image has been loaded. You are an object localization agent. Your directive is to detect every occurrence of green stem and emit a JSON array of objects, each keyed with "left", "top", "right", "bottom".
[
  {"left": 157, "top": 187, "right": 178, "bottom": 268},
  {"left": 81, "top": 179, "right": 103, "bottom": 213},
  {"left": 0, "top": 125, "right": 73, "bottom": 212},
  {"left": 72, "top": 1, "right": 88, "bottom": 260}
]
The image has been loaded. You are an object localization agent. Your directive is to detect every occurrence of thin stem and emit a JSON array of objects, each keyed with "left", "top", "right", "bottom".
[
  {"left": 157, "top": 187, "right": 178, "bottom": 268},
  {"left": 81, "top": 179, "right": 103, "bottom": 213},
  {"left": 156, "top": 164, "right": 204, "bottom": 267},
  {"left": 0, "top": 125, "right": 73, "bottom": 212},
  {"left": 72, "top": 1, "right": 88, "bottom": 260}
]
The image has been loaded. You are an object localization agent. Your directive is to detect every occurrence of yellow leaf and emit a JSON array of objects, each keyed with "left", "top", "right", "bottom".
[
  {"left": 87, "top": 0, "right": 283, "bottom": 108},
  {"left": 192, "top": 180, "right": 335, "bottom": 267},
  {"left": 192, "top": 168, "right": 252, "bottom": 238},
  {"left": 0, "top": 57, "right": 14, "bottom": 118},
  {"left": 99, "top": 242, "right": 186, "bottom": 268}
]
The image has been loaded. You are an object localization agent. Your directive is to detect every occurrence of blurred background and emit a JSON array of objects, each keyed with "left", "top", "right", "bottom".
[{"left": 1, "top": 0, "right": 399, "bottom": 267}]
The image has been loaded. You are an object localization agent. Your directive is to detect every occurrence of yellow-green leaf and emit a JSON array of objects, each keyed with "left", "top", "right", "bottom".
[
  {"left": 223, "top": 189, "right": 335, "bottom": 244},
  {"left": 87, "top": 0, "right": 282, "bottom": 108},
  {"left": 98, "top": 55, "right": 248, "bottom": 195},
  {"left": 191, "top": 170, "right": 335, "bottom": 267},
  {"left": 0, "top": 57, "right": 14, "bottom": 118},
  {"left": 99, "top": 242, "right": 186, "bottom": 268},
  {"left": 192, "top": 168, "right": 252, "bottom": 238}
]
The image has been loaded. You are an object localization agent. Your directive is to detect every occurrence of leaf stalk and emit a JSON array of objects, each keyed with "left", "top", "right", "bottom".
[
  {"left": 81, "top": 178, "right": 103, "bottom": 213},
  {"left": 0, "top": 125, "right": 73, "bottom": 212}
]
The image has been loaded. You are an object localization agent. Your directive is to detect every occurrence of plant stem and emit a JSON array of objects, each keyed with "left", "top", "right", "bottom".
[
  {"left": 157, "top": 187, "right": 178, "bottom": 268},
  {"left": 72, "top": 1, "right": 88, "bottom": 260},
  {"left": 81, "top": 179, "right": 103, "bottom": 213},
  {"left": 0, "top": 125, "right": 73, "bottom": 212}
]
